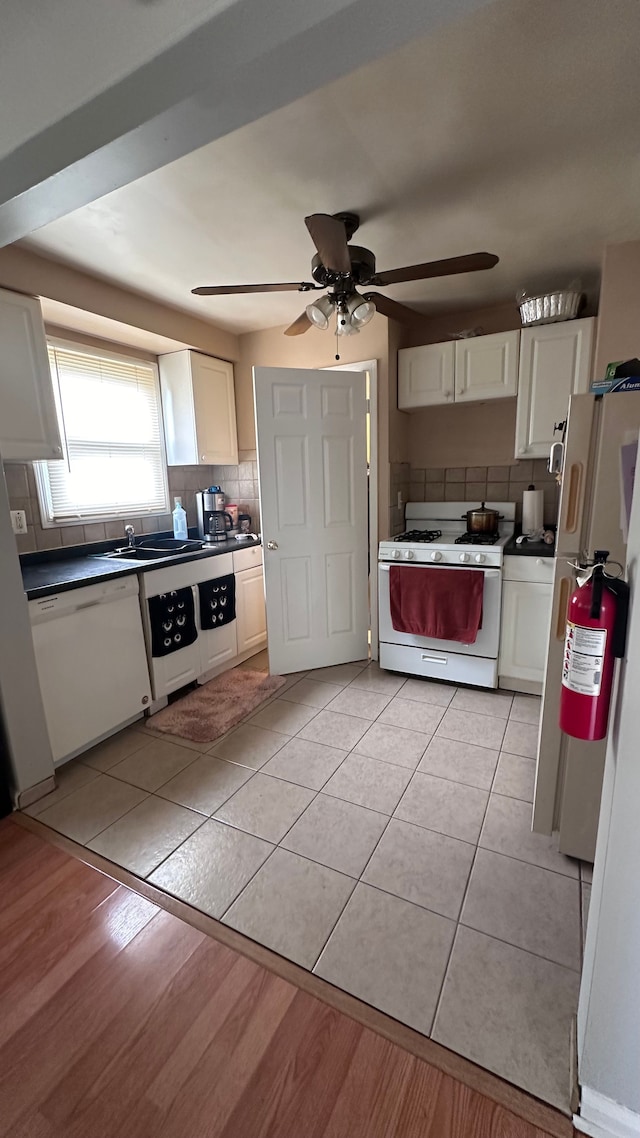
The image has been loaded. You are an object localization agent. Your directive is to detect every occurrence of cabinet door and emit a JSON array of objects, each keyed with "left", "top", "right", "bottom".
[
  {"left": 199, "top": 622, "right": 238, "bottom": 675},
  {"left": 455, "top": 330, "right": 519, "bottom": 402},
  {"left": 236, "top": 565, "right": 267, "bottom": 654},
  {"left": 515, "top": 317, "right": 595, "bottom": 459},
  {"left": 0, "top": 288, "right": 63, "bottom": 462},
  {"left": 192, "top": 353, "right": 238, "bottom": 465},
  {"left": 398, "top": 342, "right": 454, "bottom": 408},
  {"left": 499, "top": 580, "right": 553, "bottom": 685}
]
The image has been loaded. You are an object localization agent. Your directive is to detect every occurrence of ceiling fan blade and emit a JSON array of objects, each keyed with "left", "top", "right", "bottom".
[
  {"left": 304, "top": 214, "right": 351, "bottom": 275},
  {"left": 284, "top": 311, "right": 313, "bottom": 337},
  {"left": 372, "top": 252, "right": 499, "bottom": 287},
  {"left": 364, "top": 292, "right": 424, "bottom": 325},
  {"left": 192, "top": 281, "right": 318, "bottom": 296}
]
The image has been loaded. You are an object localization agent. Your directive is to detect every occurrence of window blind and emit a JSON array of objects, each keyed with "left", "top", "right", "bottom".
[{"left": 37, "top": 342, "right": 170, "bottom": 523}]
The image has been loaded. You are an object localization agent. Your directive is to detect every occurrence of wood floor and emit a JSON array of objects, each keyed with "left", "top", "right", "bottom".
[{"left": 0, "top": 817, "right": 570, "bottom": 1138}]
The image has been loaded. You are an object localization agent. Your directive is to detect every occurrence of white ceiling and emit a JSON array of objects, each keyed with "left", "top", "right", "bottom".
[{"left": 22, "top": 0, "right": 640, "bottom": 334}]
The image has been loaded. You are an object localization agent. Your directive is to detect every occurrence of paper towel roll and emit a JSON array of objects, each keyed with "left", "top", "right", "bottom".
[{"left": 522, "top": 488, "right": 544, "bottom": 535}]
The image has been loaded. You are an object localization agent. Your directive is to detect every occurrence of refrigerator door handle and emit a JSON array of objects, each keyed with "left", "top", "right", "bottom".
[
  {"left": 555, "top": 576, "right": 572, "bottom": 640},
  {"left": 564, "top": 463, "right": 584, "bottom": 534}
]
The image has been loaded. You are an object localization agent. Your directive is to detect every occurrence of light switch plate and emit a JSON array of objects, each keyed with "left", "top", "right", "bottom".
[
  {"left": 10, "top": 510, "right": 28, "bottom": 535},
  {"left": 397, "top": 491, "right": 403, "bottom": 509}
]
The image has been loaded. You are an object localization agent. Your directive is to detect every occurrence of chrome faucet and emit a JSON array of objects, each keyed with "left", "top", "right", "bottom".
[{"left": 124, "top": 524, "right": 136, "bottom": 549}]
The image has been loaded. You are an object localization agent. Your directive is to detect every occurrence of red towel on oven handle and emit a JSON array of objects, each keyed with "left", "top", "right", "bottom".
[{"left": 389, "top": 565, "right": 484, "bottom": 644}]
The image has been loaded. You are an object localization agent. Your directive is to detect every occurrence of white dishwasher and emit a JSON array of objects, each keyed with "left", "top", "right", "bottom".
[{"left": 29, "top": 576, "right": 152, "bottom": 765}]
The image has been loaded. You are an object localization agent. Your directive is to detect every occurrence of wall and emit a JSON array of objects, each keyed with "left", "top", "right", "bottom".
[
  {"left": 593, "top": 239, "right": 640, "bottom": 378},
  {"left": 236, "top": 313, "right": 406, "bottom": 540}
]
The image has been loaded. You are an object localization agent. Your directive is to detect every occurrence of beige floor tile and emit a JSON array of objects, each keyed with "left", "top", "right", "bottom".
[
  {"left": 223, "top": 848, "right": 355, "bottom": 968},
  {"left": 325, "top": 687, "right": 393, "bottom": 721},
  {"left": 461, "top": 849, "right": 581, "bottom": 969},
  {"left": 436, "top": 707, "right": 507, "bottom": 751},
  {"left": 417, "top": 736, "right": 498, "bottom": 791},
  {"left": 156, "top": 754, "right": 254, "bottom": 815},
  {"left": 480, "top": 794, "right": 579, "bottom": 877},
  {"left": 238, "top": 648, "right": 270, "bottom": 673},
  {"left": 492, "top": 753, "right": 536, "bottom": 802},
  {"left": 395, "top": 678, "right": 456, "bottom": 708},
  {"left": 501, "top": 719, "right": 538, "bottom": 759},
  {"left": 363, "top": 819, "right": 474, "bottom": 920},
  {"left": 87, "top": 796, "right": 204, "bottom": 877},
  {"left": 510, "top": 694, "right": 542, "bottom": 725},
  {"left": 214, "top": 773, "right": 314, "bottom": 843},
  {"left": 298, "top": 709, "right": 369, "bottom": 751},
  {"left": 314, "top": 882, "right": 455, "bottom": 1036},
  {"left": 349, "top": 664, "right": 406, "bottom": 696},
  {"left": 323, "top": 753, "right": 412, "bottom": 815},
  {"left": 133, "top": 719, "right": 212, "bottom": 753},
  {"left": 379, "top": 696, "right": 445, "bottom": 736},
  {"left": 354, "top": 722, "right": 428, "bottom": 770},
  {"left": 79, "top": 728, "right": 148, "bottom": 771},
  {"left": 281, "top": 678, "right": 343, "bottom": 709},
  {"left": 451, "top": 687, "right": 513, "bottom": 719},
  {"left": 36, "top": 774, "right": 147, "bottom": 844},
  {"left": 582, "top": 883, "right": 591, "bottom": 945},
  {"left": 307, "top": 664, "right": 367, "bottom": 686},
  {"left": 148, "top": 819, "right": 272, "bottom": 918},
  {"left": 282, "top": 794, "right": 388, "bottom": 877},
  {"left": 108, "top": 738, "right": 198, "bottom": 792},
  {"left": 432, "top": 926, "right": 579, "bottom": 1111},
  {"left": 395, "top": 772, "right": 488, "bottom": 844},
  {"left": 260, "top": 738, "right": 348, "bottom": 791},
  {"left": 24, "top": 759, "right": 99, "bottom": 817},
  {"left": 249, "top": 697, "right": 319, "bottom": 735},
  {"left": 209, "top": 723, "right": 290, "bottom": 769}
]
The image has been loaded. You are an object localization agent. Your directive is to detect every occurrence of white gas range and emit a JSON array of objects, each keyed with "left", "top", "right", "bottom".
[{"left": 378, "top": 502, "right": 516, "bottom": 689}]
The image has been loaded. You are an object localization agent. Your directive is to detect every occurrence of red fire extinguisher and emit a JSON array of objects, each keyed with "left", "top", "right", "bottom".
[{"left": 559, "top": 550, "right": 630, "bottom": 741}]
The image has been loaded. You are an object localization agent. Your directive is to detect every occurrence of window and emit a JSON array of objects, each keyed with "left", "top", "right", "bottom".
[{"left": 36, "top": 340, "right": 170, "bottom": 525}]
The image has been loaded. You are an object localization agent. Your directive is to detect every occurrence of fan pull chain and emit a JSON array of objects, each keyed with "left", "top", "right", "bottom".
[{"left": 335, "top": 312, "right": 340, "bottom": 360}]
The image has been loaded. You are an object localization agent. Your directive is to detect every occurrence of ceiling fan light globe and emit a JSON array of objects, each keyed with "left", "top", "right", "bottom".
[
  {"left": 336, "top": 312, "right": 359, "bottom": 336},
  {"left": 305, "top": 295, "right": 333, "bottom": 329},
  {"left": 350, "top": 298, "right": 376, "bottom": 328}
]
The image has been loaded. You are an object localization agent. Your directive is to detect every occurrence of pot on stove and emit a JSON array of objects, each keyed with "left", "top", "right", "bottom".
[{"left": 462, "top": 502, "right": 504, "bottom": 535}]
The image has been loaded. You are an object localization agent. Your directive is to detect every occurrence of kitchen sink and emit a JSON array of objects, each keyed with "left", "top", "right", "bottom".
[{"left": 99, "top": 537, "right": 205, "bottom": 561}]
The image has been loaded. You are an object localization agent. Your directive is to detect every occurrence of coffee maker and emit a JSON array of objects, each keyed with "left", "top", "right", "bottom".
[{"left": 196, "top": 489, "right": 233, "bottom": 544}]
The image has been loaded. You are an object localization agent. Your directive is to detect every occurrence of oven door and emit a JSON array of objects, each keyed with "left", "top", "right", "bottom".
[{"left": 378, "top": 562, "right": 502, "bottom": 659}]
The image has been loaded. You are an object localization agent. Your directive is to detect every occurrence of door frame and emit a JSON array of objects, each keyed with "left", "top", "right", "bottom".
[{"left": 323, "top": 359, "right": 378, "bottom": 661}]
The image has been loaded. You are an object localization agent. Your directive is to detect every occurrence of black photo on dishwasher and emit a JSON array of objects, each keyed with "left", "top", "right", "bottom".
[
  {"left": 198, "top": 574, "right": 236, "bottom": 630},
  {"left": 147, "top": 588, "right": 198, "bottom": 657}
]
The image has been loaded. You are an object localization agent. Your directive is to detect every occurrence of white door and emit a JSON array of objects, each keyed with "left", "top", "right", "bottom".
[
  {"left": 454, "top": 330, "right": 519, "bottom": 402},
  {"left": 398, "top": 342, "right": 454, "bottom": 408},
  {"left": 254, "top": 366, "right": 368, "bottom": 674},
  {"left": 515, "top": 317, "right": 595, "bottom": 459}
]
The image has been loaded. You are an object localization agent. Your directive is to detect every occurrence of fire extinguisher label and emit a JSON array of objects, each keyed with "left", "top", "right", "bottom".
[{"left": 562, "top": 622, "right": 607, "bottom": 696}]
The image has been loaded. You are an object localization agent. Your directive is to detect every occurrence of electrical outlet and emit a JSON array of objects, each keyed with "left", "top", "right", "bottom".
[{"left": 10, "top": 510, "right": 28, "bottom": 535}]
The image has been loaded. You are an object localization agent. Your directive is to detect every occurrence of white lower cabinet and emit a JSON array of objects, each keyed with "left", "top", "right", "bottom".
[
  {"left": 235, "top": 562, "right": 267, "bottom": 655},
  {"left": 499, "top": 556, "right": 553, "bottom": 693}
]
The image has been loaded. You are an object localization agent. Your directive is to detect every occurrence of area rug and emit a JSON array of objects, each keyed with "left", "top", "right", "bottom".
[{"left": 149, "top": 667, "right": 287, "bottom": 744}]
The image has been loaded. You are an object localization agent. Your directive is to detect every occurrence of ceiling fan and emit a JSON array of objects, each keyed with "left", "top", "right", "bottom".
[{"left": 192, "top": 212, "right": 499, "bottom": 338}]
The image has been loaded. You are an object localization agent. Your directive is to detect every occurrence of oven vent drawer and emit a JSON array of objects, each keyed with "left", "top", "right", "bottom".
[{"left": 379, "top": 642, "right": 497, "bottom": 688}]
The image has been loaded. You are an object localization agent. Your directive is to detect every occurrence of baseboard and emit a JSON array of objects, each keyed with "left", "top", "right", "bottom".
[{"left": 575, "top": 1088, "right": 640, "bottom": 1138}]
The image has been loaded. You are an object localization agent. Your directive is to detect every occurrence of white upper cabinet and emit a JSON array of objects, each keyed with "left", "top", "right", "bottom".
[
  {"left": 398, "top": 342, "right": 454, "bottom": 408},
  {"left": 0, "top": 287, "right": 63, "bottom": 462},
  {"left": 159, "top": 350, "right": 238, "bottom": 466},
  {"left": 454, "top": 330, "right": 519, "bottom": 402},
  {"left": 515, "top": 317, "right": 595, "bottom": 459}
]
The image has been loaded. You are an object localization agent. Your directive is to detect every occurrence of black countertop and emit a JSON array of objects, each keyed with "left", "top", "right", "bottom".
[
  {"left": 505, "top": 535, "right": 555, "bottom": 558},
  {"left": 21, "top": 536, "right": 261, "bottom": 601}
]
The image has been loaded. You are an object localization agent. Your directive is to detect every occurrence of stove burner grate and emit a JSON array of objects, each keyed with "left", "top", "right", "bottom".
[
  {"left": 394, "top": 529, "right": 443, "bottom": 544},
  {"left": 455, "top": 531, "right": 499, "bottom": 546}
]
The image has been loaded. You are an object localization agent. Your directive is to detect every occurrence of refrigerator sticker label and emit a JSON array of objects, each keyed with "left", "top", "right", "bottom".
[{"left": 562, "top": 622, "right": 607, "bottom": 696}]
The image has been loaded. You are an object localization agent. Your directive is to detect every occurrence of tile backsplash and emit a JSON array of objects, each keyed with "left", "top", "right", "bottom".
[
  {"left": 3, "top": 452, "right": 261, "bottom": 554},
  {"left": 408, "top": 460, "right": 559, "bottom": 525}
]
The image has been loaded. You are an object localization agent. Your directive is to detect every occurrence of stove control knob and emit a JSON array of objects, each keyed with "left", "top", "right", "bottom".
[
  {"left": 475, "top": 553, "right": 486, "bottom": 564},
  {"left": 459, "top": 552, "right": 471, "bottom": 563},
  {"left": 430, "top": 550, "right": 443, "bottom": 562},
  {"left": 404, "top": 549, "right": 414, "bottom": 560},
  {"left": 392, "top": 549, "right": 401, "bottom": 560}
]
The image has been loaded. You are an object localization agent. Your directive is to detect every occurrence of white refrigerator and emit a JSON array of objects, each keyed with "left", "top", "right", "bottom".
[{"left": 533, "top": 391, "right": 640, "bottom": 861}]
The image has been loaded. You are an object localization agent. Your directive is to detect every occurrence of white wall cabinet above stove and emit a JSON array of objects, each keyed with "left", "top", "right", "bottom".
[
  {"left": 514, "top": 317, "right": 595, "bottom": 459},
  {"left": 0, "top": 287, "right": 63, "bottom": 462},
  {"left": 159, "top": 349, "right": 238, "bottom": 466},
  {"left": 398, "top": 330, "right": 519, "bottom": 410},
  {"left": 499, "top": 555, "right": 553, "bottom": 693}
]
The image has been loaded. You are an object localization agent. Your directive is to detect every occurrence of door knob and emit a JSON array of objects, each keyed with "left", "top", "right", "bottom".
[{"left": 267, "top": 541, "right": 279, "bottom": 550}]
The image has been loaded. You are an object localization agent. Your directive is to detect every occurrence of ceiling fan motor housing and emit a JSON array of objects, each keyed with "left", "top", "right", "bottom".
[{"left": 311, "top": 246, "right": 376, "bottom": 287}]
